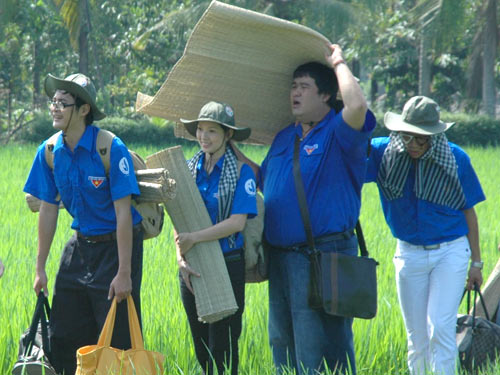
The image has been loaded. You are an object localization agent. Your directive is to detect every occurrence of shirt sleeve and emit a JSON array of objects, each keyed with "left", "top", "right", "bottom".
[
  {"left": 335, "top": 109, "right": 376, "bottom": 156},
  {"left": 23, "top": 142, "right": 60, "bottom": 204},
  {"left": 108, "top": 137, "right": 140, "bottom": 201},
  {"left": 454, "top": 146, "right": 485, "bottom": 209},
  {"left": 232, "top": 164, "right": 258, "bottom": 219},
  {"left": 365, "top": 138, "right": 387, "bottom": 183}
]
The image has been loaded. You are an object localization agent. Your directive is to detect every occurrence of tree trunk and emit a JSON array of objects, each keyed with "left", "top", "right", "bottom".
[
  {"left": 33, "top": 39, "right": 41, "bottom": 109},
  {"left": 78, "top": 0, "right": 89, "bottom": 75},
  {"left": 482, "top": 0, "right": 497, "bottom": 117},
  {"left": 418, "top": 31, "right": 431, "bottom": 97},
  {"left": 79, "top": 28, "right": 89, "bottom": 75},
  {"left": 7, "top": 80, "right": 12, "bottom": 130}
]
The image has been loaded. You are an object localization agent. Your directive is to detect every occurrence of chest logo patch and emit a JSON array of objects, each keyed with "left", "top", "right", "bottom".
[
  {"left": 303, "top": 144, "right": 319, "bottom": 155},
  {"left": 245, "top": 179, "right": 257, "bottom": 196},
  {"left": 119, "top": 157, "right": 130, "bottom": 175},
  {"left": 89, "top": 176, "right": 106, "bottom": 188}
]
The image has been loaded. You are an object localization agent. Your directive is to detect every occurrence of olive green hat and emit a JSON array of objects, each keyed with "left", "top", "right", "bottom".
[
  {"left": 180, "top": 101, "right": 251, "bottom": 142},
  {"left": 384, "top": 96, "right": 454, "bottom": 135},
  {"left": 44, "top": 73, "right": 106, "bottom": 121}
]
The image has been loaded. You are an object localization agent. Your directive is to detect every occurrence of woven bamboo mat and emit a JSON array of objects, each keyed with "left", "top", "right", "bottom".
[
  {"left": 136, "top": 0, "right": 331, "bottom": 145},
  {"left": 146, "top": 146, "right": 237, "bottom": 323}
]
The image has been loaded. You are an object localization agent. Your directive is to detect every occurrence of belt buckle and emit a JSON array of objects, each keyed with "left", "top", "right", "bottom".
[{"left": 423, "top": 244, "right": 440, "bottom": 250}]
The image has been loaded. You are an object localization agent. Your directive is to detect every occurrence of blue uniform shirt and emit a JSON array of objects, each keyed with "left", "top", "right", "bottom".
[
  {"left": 366, "top": 137, "right": 485, "bottom": 245},
  {"left": 260, "top": 108, "right": 376, "bottom": 247},
  {"left": 194, "top": 153, "right": 257, "bottom": 253},
  {"left": 24, "top": 125, "right": 142, "bottom": 236}
]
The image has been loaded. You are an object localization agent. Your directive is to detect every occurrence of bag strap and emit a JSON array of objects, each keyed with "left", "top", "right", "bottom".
[
  {"left": 292, "top": 135, "right": 368, "bottom": 257},
  {"left": 44, "top": 132, "right": 62, "bottom": 170},
  {"left": 95, "top": 129, "right": 115, "bottom": 174},
  {"left": 97, "top": 296, "right": 144, "bottom": 349},
  {"left": 24, "top": 293, "right": 51, "bottom": 356},
  {"left": 292, "top": 135, "right": 322, "bottom": 309},
  {"left": 461, "top": 284, "right": 490, "bottom": 327},
  {"left": 292, "top": 135, "right": 316, "bottom": 251}
]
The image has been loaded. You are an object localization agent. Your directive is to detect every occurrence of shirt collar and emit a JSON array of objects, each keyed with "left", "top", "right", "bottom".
[
  {"left": 294, "top": 108, "right": 336, "bottom": 137},
  {"left": 196, "top": 153, "right": 226, "bottom": 173},
  {"left": 77, "top": 125, "right": 95, "bottom": 153},
  {"left": 53, "top": 125, "right": 96, "bottom": 153}
]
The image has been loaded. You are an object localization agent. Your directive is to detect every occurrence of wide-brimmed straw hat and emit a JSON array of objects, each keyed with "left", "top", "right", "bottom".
[
  {"left": 384, "top": 96, "right": 454, "bottom": 135},
  {"left": 181, "top": 101, "right": 251, "bottom": 142},
  {"left": 44, "top": 73, "right": 106, "bottom": 121},
  {"left": 135, "top": 0, "right": 334, "bottom": 145}
]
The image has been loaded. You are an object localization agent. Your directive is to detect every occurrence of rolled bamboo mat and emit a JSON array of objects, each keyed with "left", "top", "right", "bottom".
[
  {"left": 474, "top": 258, "right": 500, "bottom": 320},
  {"left": 146, "top": 146, "right": 237, "bottom": 323}
]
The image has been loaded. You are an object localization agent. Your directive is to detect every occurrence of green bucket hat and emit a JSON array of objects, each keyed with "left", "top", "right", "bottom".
[
  {"left": 384, "top": 96, "right": 454, "bottom": 135},
  {"left": 180, "top": 101, "right": 251, "bottom": 142},
  {"left": 44, "top": 73, "right": 106, "bottom": 121}
]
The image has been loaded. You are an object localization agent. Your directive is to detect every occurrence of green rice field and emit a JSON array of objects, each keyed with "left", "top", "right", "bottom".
[{"left": 0, "top": 142, "right": 499, "bottom": 374}]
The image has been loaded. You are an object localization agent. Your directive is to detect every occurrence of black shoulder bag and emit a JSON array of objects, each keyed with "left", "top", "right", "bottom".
[
  {"left": 12, "top": 293, "right": 58, "bottom": 375},
  {"left": 292, "top": 135, "right": 378, "bottom": 319}
]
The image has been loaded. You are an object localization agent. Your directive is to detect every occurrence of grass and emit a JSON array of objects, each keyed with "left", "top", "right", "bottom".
[{"left": 0, "top": 142, "right": 499, "bottom": 374}]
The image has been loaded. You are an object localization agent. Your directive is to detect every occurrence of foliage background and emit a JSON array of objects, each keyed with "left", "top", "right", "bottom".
[{"left": 1, "top": 0, "right": 499, "bottom": 139}]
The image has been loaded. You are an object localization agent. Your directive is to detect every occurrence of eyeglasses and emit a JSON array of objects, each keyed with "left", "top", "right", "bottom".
[
  {"left": 48, "top": 100, "right": 75, "bottom": 111},
  {"left": 399, "top": 133, "right": 431, "bottom": 146}
]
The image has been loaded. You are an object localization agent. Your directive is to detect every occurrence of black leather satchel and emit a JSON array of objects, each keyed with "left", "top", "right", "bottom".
[
  {"left": 12, "top": 293, "right": 57, "bottom": 375},
  {"left": 292, "top": 135, "right": 378, "bottom": 319}
]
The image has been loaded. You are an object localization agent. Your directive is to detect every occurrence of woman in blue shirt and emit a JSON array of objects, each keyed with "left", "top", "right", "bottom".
[
  {"left": 175, "top": 101, "right": 257, "bottom": 375},
  {"left": 366, "top": 96, "right": 484, "bottom": 375}
]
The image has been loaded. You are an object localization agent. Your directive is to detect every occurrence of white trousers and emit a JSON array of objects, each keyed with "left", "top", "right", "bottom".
[{"left": 394, "top": 236, "right": 470, "bottom": 375}]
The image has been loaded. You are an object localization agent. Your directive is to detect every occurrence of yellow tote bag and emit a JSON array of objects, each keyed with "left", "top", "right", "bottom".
[{"left": 76, "top": 296, "right": 164, "bottom": 375}]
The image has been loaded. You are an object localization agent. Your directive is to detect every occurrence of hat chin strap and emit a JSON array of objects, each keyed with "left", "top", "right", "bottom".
[
  {"left": 205, "top": 135, "right": 230, "bottom": 171},
  {"left": 61, "top": 106, "right": 75, "bottom": 137}
]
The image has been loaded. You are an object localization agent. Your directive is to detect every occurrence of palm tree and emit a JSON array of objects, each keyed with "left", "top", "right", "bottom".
[
  {"left": 482, "top": 0, "right": 497, "bottom": 117},
  {"left": 52, "top": 0, "right": 91, "bottom": 74},
  {"left": 411, "top": 0, "right": 469, "bottom": 97}
]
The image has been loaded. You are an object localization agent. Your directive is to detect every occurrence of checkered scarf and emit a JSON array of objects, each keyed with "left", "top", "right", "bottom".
[
  {"left": 377, "top": 132, "right": 466, "bottom": 210},
  {"left": 187, "top": 146, "right": 239, "bottom": 248}
]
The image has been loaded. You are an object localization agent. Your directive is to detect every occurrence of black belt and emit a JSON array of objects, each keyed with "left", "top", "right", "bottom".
[
  {"left": 269, "top": 229, "right": 355, "bottom": 255},
  {"left": 224, "top": 249, "right": 243, "bottom": 263},
  {"left": 77, "top": 224, "right": 142, "bottom": 243}
]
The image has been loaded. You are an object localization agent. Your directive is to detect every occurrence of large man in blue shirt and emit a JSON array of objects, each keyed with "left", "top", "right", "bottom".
[
  {"left": 239, "top": 44, "right": 376, "bottom": 375},
  {"left": 24, "top": 73, "right": 143, "bottom": 375},
  {"left": 365, "top": 96, "right": 484, "bottom": 375}
]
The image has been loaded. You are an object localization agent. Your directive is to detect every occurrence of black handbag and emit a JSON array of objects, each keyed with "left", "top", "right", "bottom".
[
  {"left": 456, "top": 285, "right": 500, "bottom": 374},
  {"left": 292, "top": 135, "right": 378, "bottom": 319},
  {"left": 12, "top": 293, "right": 57, "bottom": 375}
]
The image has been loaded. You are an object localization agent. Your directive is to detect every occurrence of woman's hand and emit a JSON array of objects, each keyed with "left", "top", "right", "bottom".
[
  {"left": 175, "top": 232, "right": 197, "bottom": 255},
  {"left": 177, "top": 256, "right": 200, "bottom": 294}
]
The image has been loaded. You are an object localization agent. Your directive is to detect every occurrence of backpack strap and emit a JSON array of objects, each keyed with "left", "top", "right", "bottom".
[
  {"left": 236, "top": 160, "right": 243, "bottom": 178},
  {"left": 95, "top": 129, "right": 115, "bottom": 175},
  {"left": 44, "top": 131, "right": 63, "bottom": 170}
]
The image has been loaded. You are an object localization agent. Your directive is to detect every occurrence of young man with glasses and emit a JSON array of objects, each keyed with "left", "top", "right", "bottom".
[
  {"left": 24, "top": 73, "right": 143, "bottom": 375},
  {"left": 365, "top": 96, "right": 484, "bottom": 375}
]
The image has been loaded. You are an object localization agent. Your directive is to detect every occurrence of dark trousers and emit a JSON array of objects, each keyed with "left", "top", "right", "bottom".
[
  {"left": 49, "top": 231, "right": 144, "bottom": 375},
  {"left": 180, "top": 250, "right": 245, "bottom": 375}
]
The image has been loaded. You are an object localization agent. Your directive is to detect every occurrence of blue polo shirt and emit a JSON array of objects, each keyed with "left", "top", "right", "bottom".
[
  {"left": 366, "top": 137, "right": 485, "bottom": 245},
  {"left": 194, "top": 153, "right": 257, "bottom": 253},
  {"left": 24, "top": 125, "right": 142, "bottom": 236},
  {"left": 260, "top": 108, "right": 376, "bottom": 247}
]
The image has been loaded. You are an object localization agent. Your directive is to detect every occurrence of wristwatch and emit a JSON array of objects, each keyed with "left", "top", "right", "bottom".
[{"left": 470, "top": 261, "right": 484, "bottom": 269}]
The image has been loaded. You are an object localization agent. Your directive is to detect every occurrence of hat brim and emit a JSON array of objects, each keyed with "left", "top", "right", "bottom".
[
  {"left": 384, "top": 112, "right": 454, "bottom": 135},
  {"left": 180, "top": 118, "right": 251, "bottom": 142},
  {"left": 44, "top": 74, "right": 106, "bottom": 121}
]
